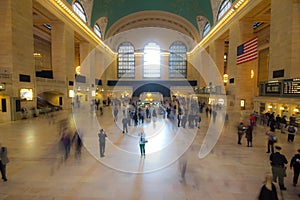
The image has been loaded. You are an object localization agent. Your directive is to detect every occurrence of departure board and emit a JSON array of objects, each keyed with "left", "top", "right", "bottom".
[
  {"left": 283, "top": 79, "right": 300, "bottom": 94},
  {"left": 265, "top": 82, "right": 281, "bottom": 94}
]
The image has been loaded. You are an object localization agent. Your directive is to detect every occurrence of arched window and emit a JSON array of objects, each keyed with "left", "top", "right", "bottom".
[
  {"left": 117, "top": 42, "right": 135, "bottom": 78},
  {"left": 143, "top": 43, "right": 161, "bottom": 78},
  {"left": 202, "top": 22, "right": 211, "bottom": 37},
  {"left": 169, "top": 41, "right": 187, "bottom": 78},
  {"left": 217, "top": 0, "right": 231, "bottom": 21},
  {"left": 73, "top": 1, "right": 87, "bottom": 23},
  {"left": 94, "top": 23, "right": 102, "bottom": 38}
]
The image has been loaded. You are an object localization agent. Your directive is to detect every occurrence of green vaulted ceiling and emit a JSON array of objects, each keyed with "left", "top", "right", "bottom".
[
  {"left": 66, "top": 0, "right": 216, "bottom": 30},
  {"left": 90, "top": 0, "right": 213, "bottom": 30}
]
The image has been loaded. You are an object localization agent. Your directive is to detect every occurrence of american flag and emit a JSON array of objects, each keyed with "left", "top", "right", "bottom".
[{"left": 236, "top": 37, "right": 258, "bottom": 65}]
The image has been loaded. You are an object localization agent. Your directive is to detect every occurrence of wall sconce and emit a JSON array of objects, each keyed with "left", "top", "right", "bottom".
[
  {"left": 294, "top": 108, "right": 299, "bottom": 112},
  {"left": 224, "top": 53, "right": 227, "bottom": 61},
  {"left": 268, "top": 105, "right": 273, "bottom": 109},
  {"left": 250, "top": 70, "right": 254, "bottom": 79},
  {"left": 76, "top": 66, "right": 81, "bottom": 75},
  {"left": 280, "top": 107, "right": 285, "bottom": 110},
  {"left": 223, "top": 74, "right": 228, "bottom": 83}
]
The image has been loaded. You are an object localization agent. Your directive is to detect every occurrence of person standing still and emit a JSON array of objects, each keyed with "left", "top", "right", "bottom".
[
  {"left": 0, "top": 143, "right": 9, "bottom": 182},
  {"left": 139, "top": 131, "right": 147, "bottom": 157},
  {"left": 98, "top": 129, "right": 107, "bottom": 157},
  {"left": 290, "top": 149, "right": 300, "bottom": 186},
  {"left": 270, "top": 146, "right": 288, "bottom": 190},
  {"left": 245, "top": 125, "right": 253, "bottom": 147},
  {"left": 237, "top": 122, "right": 245, "bottom": 145}
]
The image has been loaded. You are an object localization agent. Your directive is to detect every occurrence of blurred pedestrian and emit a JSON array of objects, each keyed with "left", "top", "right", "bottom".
[
  {"left": 72, "top": 130, "right": 83, "bottom": 159},
  {"left": 98, "top": 129, "right": 107, "bottom": 157},
  {"left": 139, "top": 130, "right": 147, "bottom": 157},
  {"left": 60, "top": 128, "right": 71, "bottom": 160},
  {"left": 0, "top": 143, "right": 9, "bottom": 182}
]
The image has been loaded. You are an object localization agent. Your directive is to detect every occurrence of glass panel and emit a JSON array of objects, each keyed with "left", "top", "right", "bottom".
[
  {"left": 73, "top": 1, "right": 87, "bottom": 23},
  {"left": 169, "top": 41, "right": 187, "bottom": 78},
  {"left": 94, "top": 24, "right": 102, "bottom": 38},
  {"left": 144, "top": 43, "right": 161, "bottom": 78},
  {"left": 217, "top": 0, "right": 232, "bottom": 21},
  {"left": 117, "top": 42, "right": 135, "bottom": 78}
]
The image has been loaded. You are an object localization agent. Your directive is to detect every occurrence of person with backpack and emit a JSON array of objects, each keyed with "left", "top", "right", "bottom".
[{"left": 287, "top": 123, "right": 298, "bottom": 143}]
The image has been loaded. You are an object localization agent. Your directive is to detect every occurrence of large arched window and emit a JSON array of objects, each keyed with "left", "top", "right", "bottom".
[
  {"left": 202, "top": 22, "right": 211, "bottom": 37},
  {"left": 117, "top": 42, "right": 135, "bottom": 78},
  {"left": 169, "top": 41, "right": 187, "bottom": 78},
  {"left": 217, "top": 0, "right": 231, "bottom": 21},
  {"left": 143, "top": 43, "right": 161, "bottom": 78},
  {"left": 94, "top": 23, "right": 102, "bottom": 38},
  {"left": 73, "top": 1, "right": 87, "bottom": 23}
]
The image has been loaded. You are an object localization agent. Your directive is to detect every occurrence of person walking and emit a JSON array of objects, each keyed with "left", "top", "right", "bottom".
[
  {"left": 270, "top": 146, "right": 288, "bottom": 190},
  {"left": 290, "top": 149, "right": 300, "bottom": 186},
  {"left": 258, "top": 173, "right": 279, "bottom": 200},
  {"left": 245, "top": 125, "right": 253, "bottom": 147},
  {"left": 287, "top": 123, "right": 297, "bottom": 143},
  {"left": 139, "top": 130, "right": 147, "bottom": 157},
  {"left": 266, "top": 128, "right": 277, "bottom": 153},
  {"left": 98, "top": 129, "right": 107, "bottom": 157},
  {"left": 72, "top": 130, "right": 83, "bottom": 159},
  {"left": 0, "top": 143, "right": 9, "bottom": 182}
]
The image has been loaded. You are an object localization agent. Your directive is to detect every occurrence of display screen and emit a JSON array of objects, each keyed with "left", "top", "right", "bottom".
[
  {"left": 20, "top": 88, "right": 33, "bottom": 100},
  {"left": 283, "top": 79, "right": 300, "bottom": 94}
]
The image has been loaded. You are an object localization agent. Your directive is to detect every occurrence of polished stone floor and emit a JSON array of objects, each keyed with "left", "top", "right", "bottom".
[{"left": 0, "top": 106, "right": 299, "bottom": 200}]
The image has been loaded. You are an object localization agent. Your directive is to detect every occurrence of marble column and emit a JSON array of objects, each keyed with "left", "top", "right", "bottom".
[
  {"left": 51, "top": 21, "right": 74, "bottom": 109},
  {"left": 0, "top": 0, "right": 35, "bottom": 120},
  {"left": 227, "top": 20, "right": 258, "bottom": 112}
]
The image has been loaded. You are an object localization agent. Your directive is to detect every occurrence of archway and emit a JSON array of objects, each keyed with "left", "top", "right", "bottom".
[{"left": 132, "top": 83, "right": 170, "bottom": 98}]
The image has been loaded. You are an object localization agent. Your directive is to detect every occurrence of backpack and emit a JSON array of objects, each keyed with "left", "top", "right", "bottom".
[{"left": 288, "top": 126, "right": 296, "bottom": 133}]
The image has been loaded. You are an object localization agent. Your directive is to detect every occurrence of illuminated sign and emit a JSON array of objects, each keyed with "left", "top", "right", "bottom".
[{"left": 20, "top": 88, "right": 33, "bottom": 101}]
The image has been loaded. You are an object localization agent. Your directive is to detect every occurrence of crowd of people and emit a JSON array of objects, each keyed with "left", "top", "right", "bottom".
[{"left": 237, "top": 110, "right": 300, "bottom": 199}]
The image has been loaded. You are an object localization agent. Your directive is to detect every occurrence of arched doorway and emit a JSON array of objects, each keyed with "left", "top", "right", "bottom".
[{"left": 132, "top": 83, "right": 170, "bottom": 98}]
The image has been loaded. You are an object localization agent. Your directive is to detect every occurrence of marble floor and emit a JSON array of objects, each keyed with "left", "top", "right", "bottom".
[{"left": 0, "top": 106, "right": 299, "bottom": 200}]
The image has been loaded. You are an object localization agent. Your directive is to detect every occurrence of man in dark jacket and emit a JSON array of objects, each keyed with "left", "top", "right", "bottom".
[
  {"left": 0, "top": 143, "right": 9, "bottom": 182},
  {"left": 270, "top": 146, "right": 288, "bottom": 190},
  {"left": 290, "top": 149, "right": 300, "bottom": 186}
]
